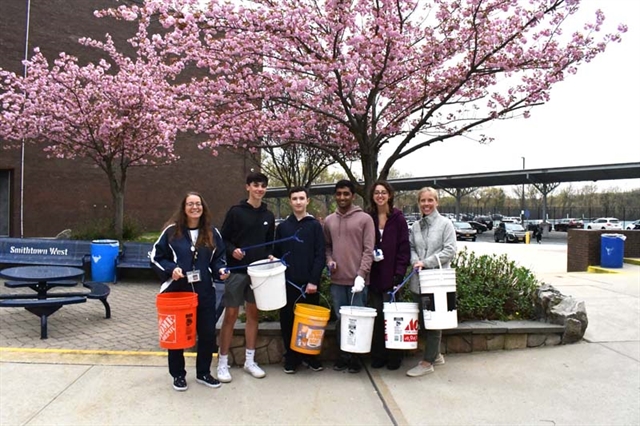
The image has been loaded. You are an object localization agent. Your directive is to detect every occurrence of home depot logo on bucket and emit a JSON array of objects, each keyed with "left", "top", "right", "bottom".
[
  {"left": 158, "top": 313, "right": 177, "bottom": 344},
  {"left": 158, "top": 312, "right": 195, "bottom": 344}
]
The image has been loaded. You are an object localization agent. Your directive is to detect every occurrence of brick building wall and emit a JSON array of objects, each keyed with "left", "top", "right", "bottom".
[
  {"left": 0, "top": 0, "right": 251, "bottom": 236},
  {"left": 567, "top": 229, "right": 640, "bottom": 272}
]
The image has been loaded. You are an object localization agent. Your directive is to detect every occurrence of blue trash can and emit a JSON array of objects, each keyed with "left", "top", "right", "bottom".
[
  {"left": 91, "top": 239, "right": 120, "bottom": 282},
  {"left": 600, "top": 234, "right": 626, "bottom": 268}
]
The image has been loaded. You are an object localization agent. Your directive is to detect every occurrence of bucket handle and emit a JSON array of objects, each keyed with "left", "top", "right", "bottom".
[
  {"left": 239, "top": 229, "right": 304, "bottom": 254},
  {"left": 288, "top": 279, "right": 333, "bottom": 310},
  {"left": 223, "top": 252, "right": 290, "bottom": 274},
  {"left": 387, "top": 268, "right": 419, "bottom": 303}
]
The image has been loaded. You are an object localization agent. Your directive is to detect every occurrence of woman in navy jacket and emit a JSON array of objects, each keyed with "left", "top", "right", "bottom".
[
  {"left": 367, "top": 181, "right": 411, "bottom": 370},
  {"left": 151, "top": 191, "right": 229, "bottom": 391}
]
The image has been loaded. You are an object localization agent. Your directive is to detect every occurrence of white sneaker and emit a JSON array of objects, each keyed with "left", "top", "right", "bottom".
[
  {"left": 434, "top": 354, "right": 445, "bottom": 366},
  {"left": 243, "top": 362, "right": 266, "bottom": 379},
  {"left": 217, "top": 363, "right": 232, "bottom": 383}
]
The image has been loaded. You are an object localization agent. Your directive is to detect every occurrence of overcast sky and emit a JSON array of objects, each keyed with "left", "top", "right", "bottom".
[{"left": 383, "top": 0, "right": 640, "bottom": 192}]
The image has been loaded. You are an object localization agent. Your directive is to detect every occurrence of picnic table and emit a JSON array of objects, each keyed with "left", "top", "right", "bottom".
[{"left": 0, "top": 265, "right": 87, "bottom": 338}]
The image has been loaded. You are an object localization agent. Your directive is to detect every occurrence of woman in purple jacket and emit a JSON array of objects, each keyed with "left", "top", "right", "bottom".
[{"left": 367, "top": 181, "right": 411, "bottom": 370}]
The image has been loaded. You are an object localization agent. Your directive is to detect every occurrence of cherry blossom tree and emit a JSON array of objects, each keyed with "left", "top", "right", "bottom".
[
  {"left": 106, "top": 0, "right": 625, "bottom": 198},
  {"left": 0, "top": 16, "right": 186, "bottom": 239}
]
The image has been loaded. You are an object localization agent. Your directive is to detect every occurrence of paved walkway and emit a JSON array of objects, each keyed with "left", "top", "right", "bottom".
[{"left": 1, "top": 242, "right": 639, "bottom": 425}]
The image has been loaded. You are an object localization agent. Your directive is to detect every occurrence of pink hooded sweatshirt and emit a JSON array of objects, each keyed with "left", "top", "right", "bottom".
[{"left": 323, "top": 205, "right": 375, "bottom": 286}]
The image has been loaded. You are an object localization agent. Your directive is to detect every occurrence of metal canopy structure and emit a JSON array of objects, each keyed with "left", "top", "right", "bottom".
[{"left": 265, "top": 162, "right": 640, "bottom": 198}]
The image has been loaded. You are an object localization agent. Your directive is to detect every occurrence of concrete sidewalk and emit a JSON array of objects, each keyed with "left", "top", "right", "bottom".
[{"left": 1, "top": 242, "right": 639, "bottom": 425}]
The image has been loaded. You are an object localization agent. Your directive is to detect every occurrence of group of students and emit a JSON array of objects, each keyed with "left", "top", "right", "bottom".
[{"left": 151, "top": 172, "right": 457, "bottom": 392}]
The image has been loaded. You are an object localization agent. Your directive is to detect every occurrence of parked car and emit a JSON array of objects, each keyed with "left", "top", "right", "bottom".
[
  {"left": 554, "top": 218, "right": 584, "bottom": 232},
  {"left": 467, "top": 220, "right": 488, "bottom": 234},
  {"left": 494, "top": 222, "right": 527, "bottom": 243},
  {"left": 474, "top": 215, "right": 494, "bottom": 230},
  {"left": 453, "top": 221, "right": 477, "bottom": 241},
  {"left": 626, "top": 220, "right": 640, "bottom": 230},
  {"left": 585, "top": 217, "right": 623, "bottom": 230},
  {"left": 501, "top": 216, "right": 521, "bottom": 224}
]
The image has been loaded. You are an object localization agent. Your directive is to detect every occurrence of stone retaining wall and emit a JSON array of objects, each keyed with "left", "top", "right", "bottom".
[
  {"left": 223, "top": 320, "right": 566, "bottom": 366},
  {"left": 221, "top": 283, "right": 583, "bottom": 367}
]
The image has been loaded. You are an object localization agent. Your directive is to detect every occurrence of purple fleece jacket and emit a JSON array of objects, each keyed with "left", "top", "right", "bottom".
[{"left": 369, "top": 208, "right": 411, "bottom": 292}]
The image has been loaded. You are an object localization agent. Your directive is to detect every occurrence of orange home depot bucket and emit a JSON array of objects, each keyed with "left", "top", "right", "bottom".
[
  {"left": 290, "top": 303, "right": 331, "bottom": 355},
  {"left": 156, "top": 292, "right": 198, "bottom": 350}
]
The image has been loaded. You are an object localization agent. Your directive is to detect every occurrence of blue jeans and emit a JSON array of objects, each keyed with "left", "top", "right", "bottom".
[{"left": 330, "top": 284, "right": 368, "bottom": 350}]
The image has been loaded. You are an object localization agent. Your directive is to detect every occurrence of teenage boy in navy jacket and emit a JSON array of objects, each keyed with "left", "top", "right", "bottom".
[{"left": 272, "top": 186, "right": 326, "bottom": 374}]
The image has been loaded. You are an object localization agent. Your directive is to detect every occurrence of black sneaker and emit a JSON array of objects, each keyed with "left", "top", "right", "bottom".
[
  {"left": 387, "top": 359, "right": 401, "bottom": 371},
  {"left": 348, "top": 357, "right": 362, "bottom": 374},
  {"left": 333, "top": 358, "right": 349, "bottom": 371},
  {"left": 303, "top": 358, "right": 324, "bottom": 372},
  {"left": 173, "top": 376, "right": 188, "bottom": 391},
  {"left": 371, "top": 358, "right": 387, "bottom": 369},
  {"left": 196, "top": 374, "right": 221, "bottom": 388},
  {"left": 283, "top": 362, "right": 297, "bottom": 374}
]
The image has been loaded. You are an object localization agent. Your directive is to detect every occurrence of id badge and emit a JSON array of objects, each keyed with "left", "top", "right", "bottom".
[{"left": 187, "top": 270, "right": 201, "bottom": 283}]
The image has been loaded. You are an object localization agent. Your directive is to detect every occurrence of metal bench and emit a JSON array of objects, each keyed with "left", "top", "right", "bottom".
[
  {"left": 0, "top": 238, "right": 91, "bottom": 276},
  {"left": 116, "top": 242, "right": 152, "bottom": 282},
  {"left": 0, "top": 296, "right": 87, "bottom": 339}
]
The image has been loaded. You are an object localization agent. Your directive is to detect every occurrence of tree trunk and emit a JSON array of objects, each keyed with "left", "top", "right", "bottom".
[
  {"left": 360, "top": 145, "right": 379, "bottom": 210},
  {"left": 105, "top": 164, "right": 126, "bottom": 241},
  {"left": 113, "top": 190, "right": 125, "bottom": 241}
]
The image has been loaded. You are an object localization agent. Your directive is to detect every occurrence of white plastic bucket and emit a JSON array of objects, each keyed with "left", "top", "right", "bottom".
[
  {"left": 246, "top": 259, "right": 287, "bottom": 311},
  {"left": 339, "top": 306, "right": 377, "bottom": 353},
  {"left": 419, "top": 268, "right": 458, "bottom": 329},
  {"left": 383, "top": 302, "right": 419, "bottom": 350}
]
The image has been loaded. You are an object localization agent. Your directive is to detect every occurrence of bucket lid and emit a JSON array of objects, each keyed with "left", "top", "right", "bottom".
[
  {"left": 383, "top": 302, "right": 419, "bottom": 312},
  {"left": 92, "top": 239, "right": 119, "bottom": 245},
  {"left": 247, "top": 259, "right": 287, "bottom": 274},
  {"left": 339, "top": 306, "right": 377, "bottom": 317}
]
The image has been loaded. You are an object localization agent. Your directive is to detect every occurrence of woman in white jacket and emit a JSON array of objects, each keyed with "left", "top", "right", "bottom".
[{"left": 407, "top": 187, "right": 457, "bottom": 377}]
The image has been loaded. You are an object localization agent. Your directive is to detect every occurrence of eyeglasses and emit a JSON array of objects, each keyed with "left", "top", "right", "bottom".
[
  {"left": 186, "top": 202, "right": 202, "bottom": 207},
  {"left": 374, "top": 191, "right": 388, "bottom": 196}
]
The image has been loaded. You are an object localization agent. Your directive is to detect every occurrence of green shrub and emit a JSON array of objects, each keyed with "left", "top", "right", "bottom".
[{"left": 452, "top": 248, "right": 539, "bottom": 321}]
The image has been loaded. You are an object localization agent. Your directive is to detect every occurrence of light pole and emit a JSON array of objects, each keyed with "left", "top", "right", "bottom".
[{"left": 521, "top": 157, "right": 525, "bottom": 223}]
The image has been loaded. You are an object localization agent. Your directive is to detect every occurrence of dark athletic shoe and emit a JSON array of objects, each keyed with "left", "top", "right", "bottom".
[
  {"left": 196, "top": 374, "right": 221, "bottom": 388},
  {"left": 348, "top": 357, "right": 362, "bottom": 374},
  {"left": 333, "top": 358, "right": 349, "bottom": 371},
  {"left": 173, "top": 376, "right": 188, "bottom": 391},
  {"left": 370, "top": 358, "right": 387, "bottom": 369},
  {"left": 283, "top": 362, "right": 297, "bottom": 374},
  {"left": 303, "top": 358, "right": 324, "bottom": 372}
]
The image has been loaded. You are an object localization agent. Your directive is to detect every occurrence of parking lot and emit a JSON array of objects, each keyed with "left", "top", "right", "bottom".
[{"left": 458, "top": 225, "right": 568, "bottom": 245}]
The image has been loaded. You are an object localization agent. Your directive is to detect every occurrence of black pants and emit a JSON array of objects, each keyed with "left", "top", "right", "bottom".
[
  {"left": 368, "top": 289, "right": 402, "bottom": 364},
  {"left": 168, "top": 303, "right": 217, "bottom": 378},
  {"left": 279, "top": 281, "right": 320, "bottom": 364}
]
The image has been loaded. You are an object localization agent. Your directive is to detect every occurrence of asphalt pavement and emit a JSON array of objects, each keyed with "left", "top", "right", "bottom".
[{"left": 1, "top": 235, "right": 639, "bottom": 426}]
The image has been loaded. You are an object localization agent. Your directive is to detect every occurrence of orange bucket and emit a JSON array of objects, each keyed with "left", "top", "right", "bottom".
[
  {"left": 156, "top": 292, "right": 198, "bottom": 350},
  {"left": 290, "top": 303, "right": 331, "bottom": 355}
]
